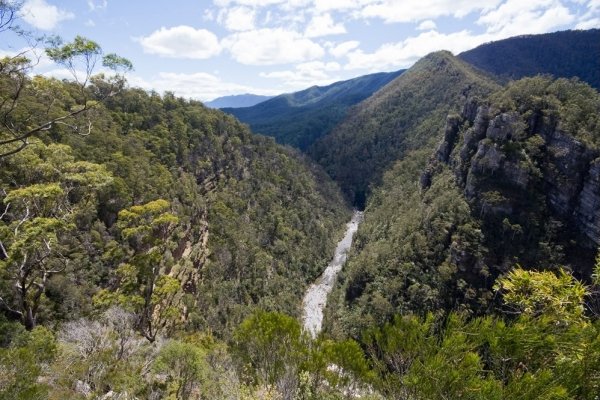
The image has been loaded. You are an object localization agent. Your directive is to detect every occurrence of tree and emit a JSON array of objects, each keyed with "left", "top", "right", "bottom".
[
  {"left": 0, "top": 144, "right": 112, "bottom": 329},
  {"left": 0, "top": 2, "right": 132, "bottom": 158},
  {"left": 94, "top": 199, "right": 180, "bottom": 342},
  {"left": 0, "top": 324, "right": 57, "bottom": 400},
  {"left": 495, "top": 267, "right": 587, "bottom": 325},
  {"left": 153, "top": 340, "right": 210, "bottom": 400},
  {"left": 233, "top": 311, "right": 306, "bottom": 397}
]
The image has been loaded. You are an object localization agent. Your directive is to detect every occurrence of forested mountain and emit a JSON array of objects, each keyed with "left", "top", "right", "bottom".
[
  {"left": 223, "top": 69, "right": 403, "bottom": 150},
  {"left": 0, "top": 77, "right": 351, "bottom": 336},
  {"left": 310, "top": 51, "right": 499, "bottom": 207},
  {"left": 325, "top": 75, "right": 600, "bottom": 337},
  {"left": 204, "top": 93, "right": 274, "bottom": 108},
  {"left": 459, "top": 29, "right": 600, "bottom": 90},
  {"left": 3, "top": 17, "right": 600, "bottom": 399}
]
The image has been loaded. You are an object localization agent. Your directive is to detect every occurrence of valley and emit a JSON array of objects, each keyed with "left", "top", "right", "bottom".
[
  {"left": 302, "top": 210, "right": 363, "bottom": 338},
  {"left": 1, "top": 4, "right": 600, "bottom": 396}
]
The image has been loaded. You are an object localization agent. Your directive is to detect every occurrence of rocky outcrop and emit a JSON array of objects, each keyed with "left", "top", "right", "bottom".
[
  {"left": 576, "top": 158, "right": 600, "bottom": 245},
  {"left": 424, "top": 98, "right": 600, "bottom": 251},
  {"left": 540, "top": 128, "right": 597, "bottom": 219}
]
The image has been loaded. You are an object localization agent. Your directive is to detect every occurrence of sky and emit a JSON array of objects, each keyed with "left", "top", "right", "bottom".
[{"left": 2, "top": 0, "right": 599, "bottom": 101}]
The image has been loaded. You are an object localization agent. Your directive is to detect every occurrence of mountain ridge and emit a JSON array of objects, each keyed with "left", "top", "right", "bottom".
[
  {"left": 223, "top": 69, "right": 404, "bottom": 150},
  {"left": 459, "top": 28, "right": 600, "bottom": 89}
]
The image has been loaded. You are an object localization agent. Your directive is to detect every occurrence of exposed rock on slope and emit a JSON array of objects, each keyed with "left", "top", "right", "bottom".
[
  {"left": 325, "top": 76, "right": 600, "bottom": 337},
  {"left": 425, "top": 78, "right": 600, "bottom": 253}
]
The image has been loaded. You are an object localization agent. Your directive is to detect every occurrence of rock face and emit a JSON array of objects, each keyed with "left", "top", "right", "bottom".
[
  {"left": 576, "top": 159, "right": 600, "bottom": 245},
  {"left": 425, "top": 97, "right": 600, "bottom": 261}
]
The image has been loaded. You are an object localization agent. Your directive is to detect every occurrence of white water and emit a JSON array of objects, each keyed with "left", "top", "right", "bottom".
[{"left": 302, "top": 210, "right": 363, "bottom": 338}]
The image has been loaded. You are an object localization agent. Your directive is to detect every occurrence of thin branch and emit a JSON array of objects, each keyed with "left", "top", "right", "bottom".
[
  {"left": 0, "top": 103, "right": 90, "bottom": 147},
  {"left": 14, "top": 204, "right": 29, "bottom": 235}
]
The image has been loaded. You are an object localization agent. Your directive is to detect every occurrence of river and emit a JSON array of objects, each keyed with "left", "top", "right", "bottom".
[{"left": 302, "top": 210, "right": 364, "bottom": 338}]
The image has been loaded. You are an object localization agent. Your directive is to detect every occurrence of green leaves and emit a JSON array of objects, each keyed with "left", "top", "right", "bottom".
[
  {"left": 496, "top": 267, "right": 587, "bottom": 325},
  {"left": 102, "top": 53, "right": 133, "bottom": 73}
]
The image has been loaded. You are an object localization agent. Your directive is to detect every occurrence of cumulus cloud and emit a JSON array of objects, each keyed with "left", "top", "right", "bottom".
[
  {"left": 213, "top": 0, "right": 286, "bottom": 7},
  {"left": 344, "top": 30, "right": 489, "bottom": 71},
  {"left": 21, "top": 0, "right": 74, "bottom": 30},
  {"left": 305, "top": 13, "right": 347, "bottom": 37},
  {"left": 138, "top": 26, "right": 221, "bottom": 59},
  {"left": 329, "top": 40, "right": 360, "bottom": 58},
  {"left": 576, "top": 17, "right": 600, "bottom": 28},
  {"left": 223, "top": 28, "right": 324, "bottom": 65},
  {"left": 478, "top": 0, "right": 574, "bottom": 36},
  {"left": 260, "top": 61, "right": 341, "bottom": 89},
  {"left": 417, "top": 20, "right": 437, "bottom": 30},
  {"left": 128, "top": 71, "right": 278, "bottom": 102},
  {"left": 342, "top": 1, "right": 578, "bottom": 71},
  {"left": 357, "top": 0, "right": 502, "bottom": 23},
  {"left": 219, "top": 6, "right": 256, "bottom": 31}
]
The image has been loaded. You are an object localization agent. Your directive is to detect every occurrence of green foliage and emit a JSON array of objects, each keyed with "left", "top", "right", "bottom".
[
  {"left": 310, "top": 51, "right": 499, "bottom": 205},
  {"left": 0, "top": 325, "right": 57, "bottom": 400},
  {"left": 225, "top": 70, "right": 403, "bottom": 150},
  {"left": 0, "top": 143, "right": 112, "bottom": 329},
  {"left": 153, "top": 340, "right": 209, "bottom": 400},
  {"left": 496, "top": 267, "right": 587, "bottom": 324},
  {"left": 233, "top": 310, "right": 306, "bottom": 387}
]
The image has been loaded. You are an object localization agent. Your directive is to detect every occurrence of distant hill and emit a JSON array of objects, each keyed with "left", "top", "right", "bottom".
[
  {"left": 459, "top": 29, "right": 600, "bottom": 89},
  {"left": 222, "top": 70, "right": 404, "bottom": 150},
  {"left": 310, "top": 51, "right": 499, "bottom": 207},
  {"left": 205, "top": 93, "right": 274, "bottom": 108}
]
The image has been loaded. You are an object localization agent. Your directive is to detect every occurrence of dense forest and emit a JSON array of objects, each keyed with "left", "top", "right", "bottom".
[
  {"left": 2, "top": 6, "right": 600, "bottom": 398},
  {"left": 459, "top": 29, "right": 600, "bottom": 90},
  {"left": 325, "top": 75, "right": 600, "bottom": 337},
  {"left": 310, "top": 51, "right": 499, "bottom": 207},
  {"left": 223, "top": 70, "right": 403, "bottom": 151}
]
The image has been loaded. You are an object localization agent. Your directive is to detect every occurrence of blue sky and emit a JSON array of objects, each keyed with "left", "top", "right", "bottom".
[{"left": 2, "top": 0, "right": 599, "bottom": 101}]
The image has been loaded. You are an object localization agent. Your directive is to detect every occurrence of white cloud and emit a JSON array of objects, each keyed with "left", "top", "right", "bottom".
[
  {"left": 342, "top": 1, "right": 578, "bottom": 71},
  {"left": 213, "top": 0, "right": 286, "bottom": 7},
  {"left": 138, "top": 26, "right": 221, "bottom": 59},
  {"left": 260, "top": 61, "right": 341, "bottom": 89},
  {"left": 358, "top": 0, "right": 502, "bottom": 23},
  {"left": 128, "top": 71, "right": 278, "bottom": 102},
  {"left": 87, "top": 0, "right": 108, "bottom": 11},
  {"left": 329, "top": 40, "right": 360, "bottom": 57},
  {"left": 85, "top": 19, "right": 96, "bottom": 27},
  {"left": 478, "top": 0, "right": 574, "bottom": 36},
  {"left": 576, "top": 17, "right": 600, "bottom": 28},
  {"left": 219, "top": 6, "right": 256, "bottom": 31},
  {"left": 305, "top": 13, "right": 347, "bottom": 37},
  {"left": 344, "top": 30, "right": 490, "bottom": 71},
  {"left": 312, "top": 0, "right": 361, "bottom": 12},
  {"left": 21, "top": 0, "right": 74, "bottom": 30},
  {"left": 417, "top": 19, "right": 437, "bottom": 30},
  {"left": 223, "top": 28, "right": 324, "bottom": 65}
]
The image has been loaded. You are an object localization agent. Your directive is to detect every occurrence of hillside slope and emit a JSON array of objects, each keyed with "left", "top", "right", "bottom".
[
  {"left": 310, "top": 51, "right": 500, "bottom": 207},
  {"left": 0, "top": 80, "right": 351, "bottom": 337},
  {"left": 325, "top": 76, "right": 600, "bottom": 337},
  {"left": 459, "top": 29, "right": 600, "bottom": 89},
  {"left": 223, "top": 69, "right": 403, "bottom": 150}
]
